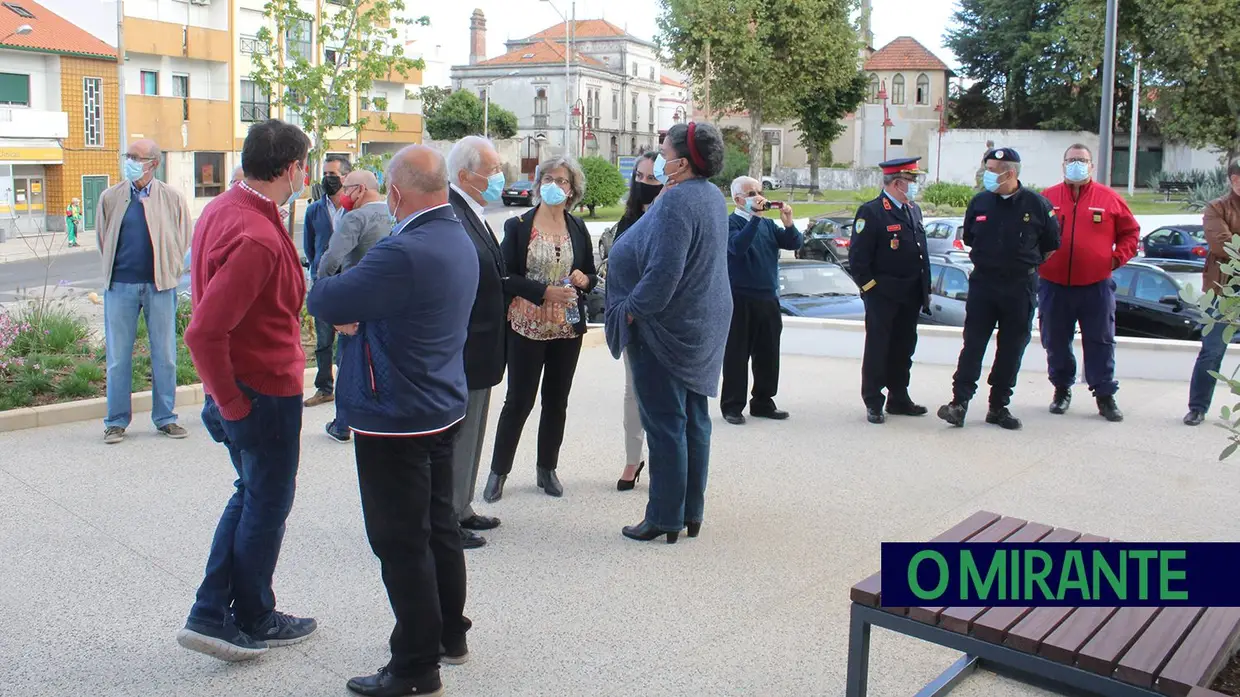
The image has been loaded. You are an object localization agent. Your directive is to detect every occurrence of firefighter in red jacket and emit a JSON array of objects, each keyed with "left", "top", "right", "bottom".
[{"left": 1038, "top": 143, "right": 1141, "bottom": 422}]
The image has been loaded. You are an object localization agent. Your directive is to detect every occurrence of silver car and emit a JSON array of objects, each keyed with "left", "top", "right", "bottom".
[
  {"left": 924, "top": 217, "right": 967, "bottom": 256},
  {"left": 921, "top": 253, "right": 973, "bottom": 327}
]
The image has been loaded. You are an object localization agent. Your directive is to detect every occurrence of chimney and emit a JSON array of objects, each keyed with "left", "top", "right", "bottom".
[{"left": 469, "top": 9, "right": 486, "bottom": 65}]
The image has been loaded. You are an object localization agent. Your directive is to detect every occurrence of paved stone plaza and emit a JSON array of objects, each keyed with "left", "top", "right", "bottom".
[{"left": 2, "top": 348, "right": 1238, "bottom": 697}]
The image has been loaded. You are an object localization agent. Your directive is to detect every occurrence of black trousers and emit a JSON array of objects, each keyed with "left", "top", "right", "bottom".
[
  {"left": 861, "top": 293, "right": 921, "bottom": 409},
  {"left": 951, "top": 275, "right": 1036, "bottom": 408},
  {"left": 720, "top": 292, "right": 783, "bottom": 416},
  {"left": 489, "top": 330, "right": 583, "bottom": 474},
  {"left": 355, "top": 426, "right": 467, "bottom": 679}
]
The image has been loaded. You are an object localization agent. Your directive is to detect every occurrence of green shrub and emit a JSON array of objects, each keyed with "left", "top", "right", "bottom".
[
  {"left": 1186, "top": 178, "right": 1229, "bottom": 212},
  {"left": 38, "top": 354, "right": 73, "bottom": 371},
  {"left": 0, "top": 388, "right": 33, "bottom": 410},
  {"left": 710, "top": 145, "right": 750, "bottom": 190},
  {"left": 7, "top": 304, "right": 91, "bottom": 356},
  {"left": 73, "top": 361, "right": 105, "bottom": 383},
  {"left": 922, "top": 182, "right": 975, "bottom": 208},
  {"left": 55, "top": 374, "right": 96, "bottom": 400},
  {"left": 578, "top": 156, "right": 628, "bottom": 217},
  {"left": 15, "top": 364, "right": 54, "bottom": 396},
  {"left": 176, "top": 345, "right": 199, "bottom": 385},
  {"left": 854, "top": 186, "right": 880, "bottom": 203}
]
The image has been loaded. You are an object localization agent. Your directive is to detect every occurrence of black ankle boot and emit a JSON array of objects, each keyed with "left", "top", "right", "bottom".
[
  {"left": 1050, "top": 387, "right": 1071, "bottom": 414},
  {"left": 622, "top": 520, "right": 679, "bottom": 544},
  {"left": 536, "top": 467, "right": 563, "bottom": 497},
  {"left": 482, "top": 473, "right": 506, "bottom": 503},
  {"left": 686, "top": 521, "right": 702, "bottom": 538},
  {"left": 1096, "top": 395, "right": 1124, "bottom": 422},
  {"left": 937, "top": 401, "right": 968, "bottom": 427},
  {"left": 986, "top": 406, "right": 1022, "bottom": 430}
]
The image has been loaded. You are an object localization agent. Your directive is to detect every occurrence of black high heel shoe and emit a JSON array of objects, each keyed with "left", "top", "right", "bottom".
[
  {"left": 622, "top": 520, "right": 679, "bottom": 544},
  {"left": 616, "top": 461, "right": 645, "bottom": 491},
  {"left": 686, "top": 521, "right": 702, "bottom": 538}
]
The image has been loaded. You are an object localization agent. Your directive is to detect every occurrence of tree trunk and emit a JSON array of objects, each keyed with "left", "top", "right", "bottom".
[
  {"left": 748, "top": 105, "right": 764, "bottom": 180},
  {"left": 807, "top": 141, "right": 821, "bottom": 194}
]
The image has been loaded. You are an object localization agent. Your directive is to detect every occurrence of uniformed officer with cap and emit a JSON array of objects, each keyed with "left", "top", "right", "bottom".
[
  {"left": 850, "top": 157, "right": 932, "bottom": 424},
  {"left": 937, "top": 146, "right": 1061, "bottom": 430}
]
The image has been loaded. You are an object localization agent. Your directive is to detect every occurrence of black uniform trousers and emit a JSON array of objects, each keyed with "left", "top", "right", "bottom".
[
  {"left": 861, "top": 287, "right": 921, "bottom": 410},
  {"left": 720, "top": 291, "right": 783, "bottom": 416},
  {"left": 951, "top": 272, "right": 1037, "bottom": 408},
  {"left": 354, "top": 424, "right": 468, "bottom": 679}
]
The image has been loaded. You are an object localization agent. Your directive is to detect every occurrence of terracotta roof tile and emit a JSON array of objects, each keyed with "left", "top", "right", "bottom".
[
  {"left": 528, "top": 19, "right": 629, "bottom": 41},
  {"left": 863, "top": 36, "right": 948, "bottom": 72},
  {"left": 660, "top": 75, "right": 686, "bottom": 88},
  {"left": 0, "top": 0, "right": 116, "bottom": 60},
  {"left": 477, "top": 39, "right": 607, "bottom": 68}
]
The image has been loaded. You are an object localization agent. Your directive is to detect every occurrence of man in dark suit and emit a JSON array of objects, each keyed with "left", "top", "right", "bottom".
[
  {"left": 850, "top": 157, "right": 933, "bottom": 424},
  {"left": 303, "top": 154, "right": 352, "bottom": 408},
  {"left": 446, "top": 136, "right": 508, "bottom": 549}
]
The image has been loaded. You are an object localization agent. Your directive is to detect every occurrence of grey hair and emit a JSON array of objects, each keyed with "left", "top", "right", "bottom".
[
  {"left": 446, "top": 136, "right": 496, "bottom": 187},
  {"left": 387, "top": 145, "right": 449, "bottom": 194},
  {"left": 532, "top": 155, "right": 586, "bottom": 210},
  {"left": 325, "top": 153, "right": 353, "bottom": 175},
  {"left": 730, "top": 176, "right": 759, "bottom": 197}
]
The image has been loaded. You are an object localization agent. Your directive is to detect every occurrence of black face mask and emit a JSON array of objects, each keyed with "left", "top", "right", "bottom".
[
  {"left": 633, "top": 181, "right": 663, "bottom": 206},
  {"left": 321, "top": 174, "right": 342, "bottom": 196}
]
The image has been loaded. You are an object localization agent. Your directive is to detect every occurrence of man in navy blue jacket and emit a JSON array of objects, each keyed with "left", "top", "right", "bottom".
[
  {"left": 720, "top": 176, "right": 803, "bottom": 425},
  {"left": 303, "top": 154, "right": 351, "bottom": 408},
  {"left": 306, "top": 145, "right": 478, "bottom": 697}
]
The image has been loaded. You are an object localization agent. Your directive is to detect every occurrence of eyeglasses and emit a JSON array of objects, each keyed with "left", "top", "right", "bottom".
[
  {"left": 541, "top": 175, "right": 571, "bottom": 187},
  {"left": 743, "top": 191, "right": 761, "bottom": 198},
  {"left": 124, "top": 153, "right": 155, "bottom": 163},
  {"left": 1065, "top": 157, "right": 1092, "bottom": 164}
]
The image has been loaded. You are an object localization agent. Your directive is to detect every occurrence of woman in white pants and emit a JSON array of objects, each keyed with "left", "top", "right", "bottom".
[{"left": 613, "top": 152, "right": 662, "bottom": 490}]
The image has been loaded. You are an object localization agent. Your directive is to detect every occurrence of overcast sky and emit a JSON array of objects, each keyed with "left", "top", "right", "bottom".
[{"left": 49, "top": 0, "right": 961, "bottom": 71}]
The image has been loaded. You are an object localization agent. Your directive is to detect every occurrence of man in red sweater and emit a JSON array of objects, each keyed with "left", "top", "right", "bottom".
[
  {"left": 177, "top": 119, "right": 318, "bottom": 662},
  {"left": 1039, "top": 143, "right": 1141, "bottom": 422}
]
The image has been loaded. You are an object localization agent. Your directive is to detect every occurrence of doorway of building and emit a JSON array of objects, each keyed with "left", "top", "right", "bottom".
[
  {"left": 12, "top": 176, "right": 45, "bottom": 229},
  {"left": 82, "top": 175, "right": 109, "bottom": 232}
]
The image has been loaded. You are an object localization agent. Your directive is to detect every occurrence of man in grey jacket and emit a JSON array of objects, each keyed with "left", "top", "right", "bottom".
[{"left": 318, "top": 168, "right": 391, "bottom": 442}]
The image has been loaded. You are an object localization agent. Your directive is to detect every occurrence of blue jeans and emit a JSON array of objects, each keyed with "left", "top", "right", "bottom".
[
  {"left": 189, "top": 389, "right": 303, "bottom": 630},
  {"left": 103, "top": 282, "right": 179, "bottom": 428},
  {"left": 1189, "top": 315, "right": 1229, "bottom": 413},
  {"left": 627, "top": 332, "right": 711, "bottom": 532}
]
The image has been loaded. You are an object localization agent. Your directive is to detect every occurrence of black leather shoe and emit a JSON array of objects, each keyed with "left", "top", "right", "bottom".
[
  {"left": 1096, "top": 396, "right": 1124, "bottom": 422},
  {"left": 723, "top": 412, "right": 746, "bottom": 425},
  {"left": 346, "top": 666, "right": 444, "bottom": 697},
  {"left": 686, "top": 521, "right": 702, "bottom": 538},
  {"left": 985, "top": 407, "right": 1022, "bottom": 430},
  {"left": 887, "top": 401, "right": 928, "bottom": 416},
  {"left": 937, "top": 402, "right": 967, "bottom": 427},
  {"left": 866, "top": 407, "right": 886, "bottom": 424},
  {"left": 622, "top": 520, "right": 679, "bottom": 544},
  {"left": 751, "top": 407, "right": 789, "bottom": 420},
  {"left": 1184, "top": 409, "right": 1206, "bottom": 426},
  {"left": 1049, "top": 387, "right": 1071, "bottom": 414},
  {"left": 460, "top": 514, "right": 500, "bottom": 531},
  {"left": 482, "top": 473, "right": 505, "bottom": 503},
  {"left": 460, "top": 528, "right": 486, "bottom": 549},
  {"left": 536, "top": 467, "right": 563, "bottom": 497}
]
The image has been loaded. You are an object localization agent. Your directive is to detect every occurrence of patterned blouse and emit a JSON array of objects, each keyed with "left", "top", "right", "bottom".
[{"left": 509, "top": 226, "right": 579, "bottom": 341}]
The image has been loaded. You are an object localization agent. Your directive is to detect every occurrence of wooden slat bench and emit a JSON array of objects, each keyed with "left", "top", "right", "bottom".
[{"left": 846, "top": 511, "right": 1240, "bottom": 697}]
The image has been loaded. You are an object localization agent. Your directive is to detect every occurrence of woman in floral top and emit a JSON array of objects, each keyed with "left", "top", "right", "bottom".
[{"left": 483, "top": 156, "right": 598, "bottom": 502}]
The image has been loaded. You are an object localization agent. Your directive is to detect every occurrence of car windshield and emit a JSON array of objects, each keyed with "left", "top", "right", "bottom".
[
  {"left": 1166, "top": 272, "right": 1202, "bottom": 295},
  {"left": 779, "top": 265, "right": 860, "bottom": 297}
]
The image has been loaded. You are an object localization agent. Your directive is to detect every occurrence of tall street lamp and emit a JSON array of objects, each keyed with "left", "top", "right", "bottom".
[
  {"left": 935, "top": 98, "right": 947, "bottom": 182},
  {"left": 572, "top": 98, "right": 586, "bottom": 158},
  {"left": 0, "top": 23, "right": 32, "bottom": 42},
  {"left": 879, "top": 79, "right": 893, "bottom": 162},
  {"left": 541, "top": 0, "right": 575, "bottom": 156},
  {"left": 479, "top": 70, "right": 519, "bottom": 139}
]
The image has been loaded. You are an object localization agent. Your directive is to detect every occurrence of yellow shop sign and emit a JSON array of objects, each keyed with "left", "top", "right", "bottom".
[{"left": 0, "top": 146, "right": 63, "bottom": 163}]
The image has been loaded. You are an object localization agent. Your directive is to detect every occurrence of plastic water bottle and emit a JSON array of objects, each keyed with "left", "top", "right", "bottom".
[{"left": 561, "top": 277, "right": 581, "bottom": 324}]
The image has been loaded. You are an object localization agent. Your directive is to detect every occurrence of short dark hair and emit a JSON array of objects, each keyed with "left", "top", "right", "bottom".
[
  {"left": 325, "top": 153, "right": 352, "bottom": 175},
  {"left": 242, "top": 119, "right": 311, "bottom": 182},
  {"left": 1064, "top": 143, "right": 1093, "bottom": 159},
  {"left": 665, "top": 122, "right": 725, "bottom": 178},
  {"left": 1229, "top": 159, "right": 1240, "bottom": 178}
]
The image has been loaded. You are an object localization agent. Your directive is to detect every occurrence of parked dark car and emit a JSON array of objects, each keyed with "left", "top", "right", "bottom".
[
  {"left": 586, "top": 259, "right": 607, "bottom": 323},
  {"left": 1141, "top": 225, "right": 1207, "bottom": 260},
  {"left": 778, "top": 259, "right": 865, "bottom": 320},
  {"left": 1110, "top": 258, "right": 1226, "bottom": 341},
  {"left": 794, "top": 216, "right": 853, "bottom": 269},
  {"left": 598, "top": 222, "right": 617, "bottom": 260},
  {"left": 502, "top": 180, "right": 535, "bottom": 207}
]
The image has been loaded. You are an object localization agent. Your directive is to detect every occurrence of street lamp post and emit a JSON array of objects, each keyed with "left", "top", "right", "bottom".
[
  {"left": 935, "top": 99, "right": 947, "bottom": 182},
  {"left": 572, "top": 98, "right": 585, "bottom": 158},
  {"left": 878, "top": 80, "right": 893, "bottom": 162},
  {"left": 116, "top": 0, "right": 128, "bottom": 155},
  {"left": 541, "top": 0, "right": 575, "bottom": 157},
  {"left": 479, "top": 70, "right": 519, "bottom": 139},
  {"left": 1097, "top": 0, "right": 1120, "bottom": 186}
]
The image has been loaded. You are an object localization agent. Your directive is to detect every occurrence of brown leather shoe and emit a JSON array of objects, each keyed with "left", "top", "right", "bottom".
[{"left": 304, "top": 390, "right": 334, "bottom": 408}]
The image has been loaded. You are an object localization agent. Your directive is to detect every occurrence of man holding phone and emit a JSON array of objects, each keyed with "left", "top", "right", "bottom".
[{"left": 720, "top": 176, "right": 803, "bottom": 425}]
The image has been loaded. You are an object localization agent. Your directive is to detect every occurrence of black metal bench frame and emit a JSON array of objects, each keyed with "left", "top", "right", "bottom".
[
  {"left": 1158, "top": 182, "right": 1193, "bottom": 202},
  {"left": 846, "top": 602, "right": 1165, "bottom": 697}
]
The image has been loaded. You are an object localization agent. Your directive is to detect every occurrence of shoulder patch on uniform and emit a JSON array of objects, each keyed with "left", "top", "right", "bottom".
[
  {"left": 855, "top": 219, "right": 866, "bottom": 233},
  {"left": 882, "top": 197, "right": 892, "bottom": 210}
]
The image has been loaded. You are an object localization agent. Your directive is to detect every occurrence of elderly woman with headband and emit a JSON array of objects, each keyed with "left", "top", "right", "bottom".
[{"left": 605, "top": 122, "right": 732, "bottom": 544}]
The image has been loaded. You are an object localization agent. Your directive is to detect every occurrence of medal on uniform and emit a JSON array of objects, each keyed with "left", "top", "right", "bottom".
[{"left": 890, "top": 236, "right": 899, "bottom": 250}]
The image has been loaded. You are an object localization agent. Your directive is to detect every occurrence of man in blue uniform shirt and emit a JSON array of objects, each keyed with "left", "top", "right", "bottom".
[
  {"left": 850, "top": 158, "right": 933, "bottom": 424},
  {"left": 938, "top": 147, "right": 1061, "bottom": 430},
  {"left": 720, "top": 176, "right": 803, "bottom": 424}
]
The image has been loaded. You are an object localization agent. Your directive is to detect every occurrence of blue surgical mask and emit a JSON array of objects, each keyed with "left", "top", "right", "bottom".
[
  {"left": 479, "top": 171, "right": 505, "bottom": 202},
  {"left": 1065, "top": 161, "right": 1090, "bottom": 183},
  {"left": 286, "top": 166, "right": 306, "bottom": 205},
  {"left": 983, "top": 170, "right": 1002, "bottom": 193},
  {"left": 652, "top": 154, "right": 669, "bottom": 185},
  {"left": 123, "top": 159, "right": 145, "bottom": 182},
  {"left": 906, "top": 182, "right": 921, "bottom": 200},
  {"left": 540, "top": 182, "right": 568, "bottom": 206}
]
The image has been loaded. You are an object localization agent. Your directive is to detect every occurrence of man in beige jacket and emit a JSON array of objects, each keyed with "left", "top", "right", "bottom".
[{"left": 97, "top": 138, "right": 193, "bottom": 444}]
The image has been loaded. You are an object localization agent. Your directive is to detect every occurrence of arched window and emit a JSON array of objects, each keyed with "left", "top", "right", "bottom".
[
  {"left": 916, "top": 73, "right": 930, "bottom": 105},
  {"left": 891, "top": 74, "right": 905, "bottom": 105},
  {"left": 867, "top": 73, "right": 880, "bottom": 104},
  {"left": 534, "top": 88, "right": 548, "bottom": 115}
]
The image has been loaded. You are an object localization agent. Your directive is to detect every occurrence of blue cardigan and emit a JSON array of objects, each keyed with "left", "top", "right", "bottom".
[
  {"left": 302, "top": 198, "right": 333, "bottom": 280},
  {"left": 604, "top": 177, "right": 733, "bottom": 397},
  {"left": 306, "top": 205, "right": 479, "bottom": 435}
]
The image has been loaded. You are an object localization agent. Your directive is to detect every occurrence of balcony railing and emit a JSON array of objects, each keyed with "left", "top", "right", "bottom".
[
  {"left": 533, "top": 114, "right": 549, "bottom": 128},
  {"left": 240, "top": 35, "right": 270, "bottom": 55}
]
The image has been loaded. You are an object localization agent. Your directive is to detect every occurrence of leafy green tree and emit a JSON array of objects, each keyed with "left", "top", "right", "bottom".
[
  {"left": 417, "top": 86, "right": 453, "bottom": 119},
  {"left": 658, "top": 0, "right": 860, "bottom": 179},
  {"left": 248, "top": 0, "right": 426, "bottom": 176},
  {"left": 577, "top": 156, "right": 627, "bottom": 217},
  {"left": 794, "top": 72, "right": 867, "bottom": 192},
  {"left": 424, "top": 90, "right": 518, "bottom": 141}
]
